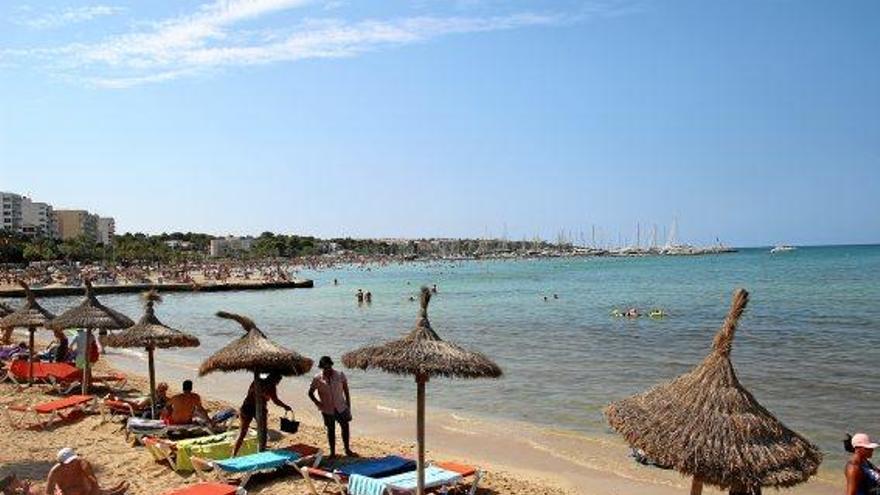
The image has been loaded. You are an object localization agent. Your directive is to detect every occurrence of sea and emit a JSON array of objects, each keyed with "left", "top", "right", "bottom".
[{"left": 22, "top": 245, "right": 880, "bottom": 470}]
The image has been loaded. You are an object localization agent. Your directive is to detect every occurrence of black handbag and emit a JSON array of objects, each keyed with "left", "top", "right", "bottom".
[{"left": 279, "top": 410, "right": 299, "bottom": 434}]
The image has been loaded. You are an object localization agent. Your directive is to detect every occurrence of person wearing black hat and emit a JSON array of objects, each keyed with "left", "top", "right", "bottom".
[{"left": 308, "top": 356, "right": 354, "bottom": 458}]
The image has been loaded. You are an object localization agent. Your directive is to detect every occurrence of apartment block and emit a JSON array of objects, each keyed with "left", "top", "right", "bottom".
[
  {"left": 97, "top": 217, "right": 115, "bottom": 245},
  {"left": 54, "top": 210, "right": 99, "bottom": 242},
  {"left": 209, "top": 236, "right": 254, "bottom": 257},
  {"left": 0, "top": 192, "right": 23, "bottom": 233}
]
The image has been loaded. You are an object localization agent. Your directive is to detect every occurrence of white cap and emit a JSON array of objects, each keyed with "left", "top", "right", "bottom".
[
  {"left": 852, "top": 433, "right": 880, "bottom": 449},
  {"left": 57, "top": 448, "right": 78, "bottom": 464}
]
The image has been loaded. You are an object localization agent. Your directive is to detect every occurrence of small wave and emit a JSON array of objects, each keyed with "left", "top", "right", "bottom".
[
  {"left": 376, "top": 404, "right": 406, "bottom": 417},
  {"left": 450, "top": 413, "right": 475, "bottom": 423},
  {"left": 112, "top": 348, "right": 146, "bottom": 360},
  {"left": 440, "top": 425, "right": 478, "bottom": 436}
]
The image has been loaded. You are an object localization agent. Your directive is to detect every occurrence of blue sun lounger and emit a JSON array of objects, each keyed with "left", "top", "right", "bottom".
[
  {"left": 299, "top": 455, "right": 416, "bottom": 495},
  {"left": 302, "top": 458, "right": 480, "bottom": 495},
  {"left": 192, "top": 444, "right": 322, "bottom": 488},
  {"left": 337, "top": 456, "right": 416, "bottom": 478},
  {"left": 349, "top": 465, "right": 480, "bottom": 495}
]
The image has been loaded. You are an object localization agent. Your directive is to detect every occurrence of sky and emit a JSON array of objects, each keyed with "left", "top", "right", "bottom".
[{"left": 0, "top": 0, "right": 878, "bottom": 247}]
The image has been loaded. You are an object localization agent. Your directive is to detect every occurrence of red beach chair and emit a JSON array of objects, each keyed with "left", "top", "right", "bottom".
[
  {"left": 3, "top": 360, "right": 81, "bottom": 386},
  {"left": 161, "top": 483, "right": 244, "bottom": 495},
  {"left": 2, "top": 394, "right": 97, "bottom": 430},
  {"left": 3, "top": 360, "right": 127, "bottom": 394}
]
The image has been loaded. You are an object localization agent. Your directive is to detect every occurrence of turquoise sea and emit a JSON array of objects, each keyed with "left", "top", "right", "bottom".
[{"left": 26, "top": 245, "right": 880, "bottom": 463}]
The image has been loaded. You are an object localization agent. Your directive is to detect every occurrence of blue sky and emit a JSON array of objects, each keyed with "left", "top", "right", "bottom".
[{"left": 0, "top": 0, "right": 878, "bottom": 247}]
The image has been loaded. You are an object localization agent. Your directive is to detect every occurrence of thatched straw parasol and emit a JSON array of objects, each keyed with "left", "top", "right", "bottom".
[
  {"left": 0, "top": 281, "right": 55, "bottom": 385},
  {"left": 199, "top": 311, "right": 313, "bottom": 451},
  {"left": 48, "top": 279, "right": 134, "bottom": 394},
  {"left": 604, "top": 289, "right": 822, "bottom": 495},
  {"left": 343, "top": 287, "right": 502, "bottom": 495},
  {"left": 105, "top": 290, "right": 200, "bottom": 418}
]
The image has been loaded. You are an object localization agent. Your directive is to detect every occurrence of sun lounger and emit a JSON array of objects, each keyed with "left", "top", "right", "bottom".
[
  {"left": 299, "top": 455, "right": 416, "bottom": 495},
  {"left": 126, "top": 409, "right": 238, "bottom": 441},
  {"left": 2, "top": 394, "right": 96, "bottom": 430},
  {"left": 143, "top": 430, "right": 259, "bottom": 473},
  {"left": 161, "top": 482, "right": 245, "bottom": 495},
  {"left": 347, "top": 462, "right": 481, "bottom": 495},
  {"left": 2, "top": 360, "right": 80, "bottom": 387},
  {"left": 2, "top": 360, "right": 126, "bottom": 394},
  {"left": 191, "top": 444, "right": 322, "bottom": 487}
]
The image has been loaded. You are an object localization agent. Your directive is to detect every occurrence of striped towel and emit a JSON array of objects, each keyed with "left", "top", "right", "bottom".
[
  {"left": 383, "top": 466, "right": 462, "bottom": 491},
  {"left": 347, "top": 474, "right": 387, "bottom": 495}
]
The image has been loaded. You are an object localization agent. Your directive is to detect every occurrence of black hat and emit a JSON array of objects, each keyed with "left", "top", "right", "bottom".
[{"left": 318, "top": 356, "right": 334, "bottom": 369}]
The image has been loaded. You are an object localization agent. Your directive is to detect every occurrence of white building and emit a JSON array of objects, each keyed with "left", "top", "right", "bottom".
[
  {"left": 21, "top": 198, "right": 55, "bottom": 238},
  {"left": 97, "top": 217, "right": 115, "bottom": 245},
  {"left": 209, "top": 236, "right": 254, "bottom": 257},
  {"left": 164, "top": 240, "right": 193, "bottom": 250},
  {"left": 0, "top": 192, "right": 23, "bottom": 233}
]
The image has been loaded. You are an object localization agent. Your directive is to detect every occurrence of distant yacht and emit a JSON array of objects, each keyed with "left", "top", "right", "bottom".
[{"left": 770, "top": 245, "right": 796, "bottom": 254}]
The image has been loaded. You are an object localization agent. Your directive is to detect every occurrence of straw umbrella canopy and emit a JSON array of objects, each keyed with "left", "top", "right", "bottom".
[
  {"left": 199, "top": 311, "right": 313, "bottom": 451},
  {"left": 48, "top": 279, "right": 134, "bottom": 394},
  {"left": 604, "top": 289, "right": 822, "bottom": 495},
  {"left": 104, "top": 290, "right": 200, "bottom": 417},
  {"left": 343, "top": 287, "right": 502, "bottom": 495},
  {"left": 0, "top": 281, "right": 55, "bottom": 385}
]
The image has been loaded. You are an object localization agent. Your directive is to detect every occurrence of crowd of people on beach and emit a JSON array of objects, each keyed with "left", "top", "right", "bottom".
[{"left": 0, "top": 260, "right": 306, "bottom": 291}]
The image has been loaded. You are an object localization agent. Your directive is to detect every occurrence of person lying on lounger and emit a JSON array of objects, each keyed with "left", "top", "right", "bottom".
[{"left": 45, "top": 448, "right": 129, "bottom": 495}]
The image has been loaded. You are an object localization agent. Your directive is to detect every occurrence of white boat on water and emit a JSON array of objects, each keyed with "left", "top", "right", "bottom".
[{"left": 770, "top": 245, "right": 796, "bottom": 253}]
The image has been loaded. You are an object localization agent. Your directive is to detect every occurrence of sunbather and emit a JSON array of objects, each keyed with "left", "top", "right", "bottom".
[
  {"left": 45, "top": 448, "right": 129, "bottom": 495},
  {"left": 165, "top": 380, "right": 212, "bottom": 425}
]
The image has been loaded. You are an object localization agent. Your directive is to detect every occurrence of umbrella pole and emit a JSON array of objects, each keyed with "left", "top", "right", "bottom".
[
  {"left": 28, "top": 327, "right": 35, "bottom": 386},
  {"left": 82, "top": 329, "right": 92, "bottom": 395},
  {"left": 690, "top": 478, "right": 703, "bottom": 495},
  {"left": 254, "top": 371, "right": 265, "bottom": 452},
  {"left": 147, "top": 346, "right": 156, "bottom": 419},
  {"left": 416, "top": 374, "right": 427, "bottom": 495}
]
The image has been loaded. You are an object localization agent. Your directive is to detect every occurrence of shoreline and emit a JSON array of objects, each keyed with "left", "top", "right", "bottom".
[
  {"left": 0, "top": 279, "right": 313, "bottom": 298},
  {"left": 106, "top": 346, "right": 842, "bottom": 495}
]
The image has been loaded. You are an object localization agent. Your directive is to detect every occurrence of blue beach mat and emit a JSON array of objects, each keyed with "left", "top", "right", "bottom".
[{"left": 337, "top": 455, "right": 416, "bottom": 478}]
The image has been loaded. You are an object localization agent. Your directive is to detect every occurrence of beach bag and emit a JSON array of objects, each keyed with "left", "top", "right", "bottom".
[{"left": 279, "top": 410, "right": 299, "bottom": 434}]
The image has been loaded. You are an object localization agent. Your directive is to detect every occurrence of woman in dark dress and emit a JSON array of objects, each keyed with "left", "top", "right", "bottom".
[{"left": 231, "top": 373, "right": 292, "bottom": 456}]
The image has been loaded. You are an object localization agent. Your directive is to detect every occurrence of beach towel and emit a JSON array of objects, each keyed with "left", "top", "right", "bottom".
[
  {"left": 383, "top": 466, "right": 462, "bottom": 490},
  {"left": 214, "top": 449, "right": 301, "bottom": 473},
  {"left": 338, "top": 455, "right": 416, "bottom": 478},
  {"left": 347, "top": 474, "right": 387, "bottom": 495},
  {"left": 74, "top": 331, "right": 86, "bottom": 369},
  {"left": 211, "top": 408, "right": 236, "bottom": 423},
  {"left": 0, "top": 348, "right": 23, "bottom": 360},
  {"left": 348, "top": 467, "right": 463, "bottom": 495},
  {"left": 175, "top": 431, "right": 257, "bottom": 472},
  {"left": 128, "top": 417, "right": 167, "bottom": 433}
]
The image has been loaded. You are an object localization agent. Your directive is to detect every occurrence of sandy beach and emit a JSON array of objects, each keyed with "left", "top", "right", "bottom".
[{"left": 1, "top": 332, "right": 841, "bottom": 495}]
